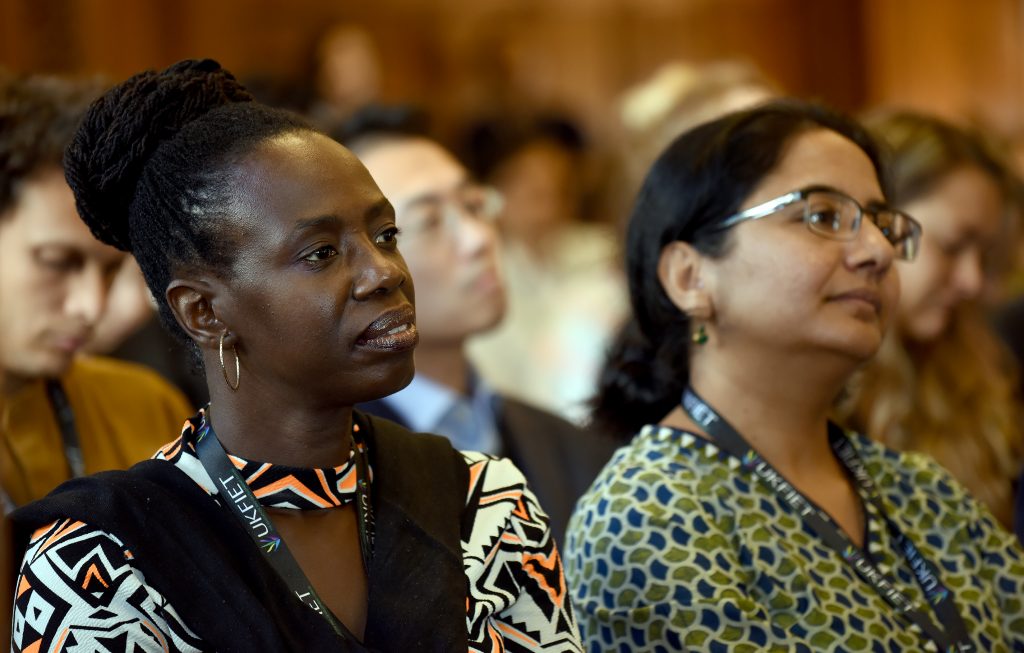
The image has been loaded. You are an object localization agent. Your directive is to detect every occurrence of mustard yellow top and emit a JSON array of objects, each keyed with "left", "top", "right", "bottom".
[{"left": 0, "top": 356, "right": 192, "bottom": 507}]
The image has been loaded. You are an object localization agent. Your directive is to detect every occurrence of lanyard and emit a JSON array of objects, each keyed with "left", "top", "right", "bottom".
[
  {"left": 44, "top": 380, "right": 85, "bottom": 478},
  {"left": 681, "top": 387, "right": 974, "bottom": 652},
  {"left": 194, "top": 414, "right": 374, "bottom": 643},
  {"left": 0, "top": 381, "right": 82, "bottom": 512}
]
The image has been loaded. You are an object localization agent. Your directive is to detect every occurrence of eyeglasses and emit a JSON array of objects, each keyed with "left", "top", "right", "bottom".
[
  {"left": 399, "top": 185, "right": 504, "bottom": 240},
  {"left": 713, "top": 185, "right": 922, "bottom": 262}
]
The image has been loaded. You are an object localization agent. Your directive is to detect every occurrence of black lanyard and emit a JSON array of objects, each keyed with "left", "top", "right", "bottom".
[
  {"left": 194, "top": 414, "right": 374, "bottom": 643},
  {"left": 44, "top": 380, "right": 85, "bottom": 478},
  {"left": 681, "top": 387, "right": 975, "bottom": 652},
  {"left": 0, "top": 381, "right": 81, "bottom": 512}
]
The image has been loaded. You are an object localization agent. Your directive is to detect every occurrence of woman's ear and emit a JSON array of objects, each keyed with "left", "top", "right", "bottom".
[
  {"left": 658, "top": 241, "right": 713, "bottom": 319},
  {"left": 165, "top": 279, "right": 230, "bottom": 349}
]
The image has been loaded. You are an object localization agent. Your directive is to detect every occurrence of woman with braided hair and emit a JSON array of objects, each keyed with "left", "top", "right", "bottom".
[{"left": 8, "top": 59, "right": 581, "bottom": 653}]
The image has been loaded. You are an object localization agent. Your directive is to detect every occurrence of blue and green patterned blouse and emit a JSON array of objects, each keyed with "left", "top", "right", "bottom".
[{"left": 565, "top": 425, "right": 1024, "bottom": 652}]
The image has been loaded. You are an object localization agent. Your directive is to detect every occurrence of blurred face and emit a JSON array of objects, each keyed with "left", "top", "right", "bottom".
[
  {"left": 207, "top": 132, "right": 416, "bottom": 404},
  {"left": 0, "top": 168, "right": 124, "bottom": 385},
  {"left": 896, "top": 165, "right": 1003, "bottom": 342},
  {"left": 492, "top": 140, "right": 578, "bottom": 240},
  {"left": 358, "top": 137, "right": 505, "bottom": 346},
  {"left": 704, "top": 129, "right": 899, "bottom": 363}
]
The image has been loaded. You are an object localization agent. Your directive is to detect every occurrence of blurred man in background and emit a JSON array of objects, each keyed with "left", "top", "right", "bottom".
[{"left": 342, "top": 108, "right": 616, "bottom": 543}]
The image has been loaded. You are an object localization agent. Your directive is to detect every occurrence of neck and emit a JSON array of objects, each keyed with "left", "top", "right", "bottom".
[
  {"left": 206, "top": 381, "right": 355, "bottom": 469},
  {"left": 414, "top": 341, "right": 470, "bottom": 396},
  {"left": 686, "top": 345, "right": 853, "bottom": 478},
  {"left": 1, "top": 370, "right": 33, "bottom": 397}
]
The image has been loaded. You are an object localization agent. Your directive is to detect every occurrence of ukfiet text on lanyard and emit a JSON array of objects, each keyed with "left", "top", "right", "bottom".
[
  {"left": 682, "top": 387, "right": 975, "bottom": 653},
  {"left": 194, "top": 412, "right": 375, "bottom": 649}
]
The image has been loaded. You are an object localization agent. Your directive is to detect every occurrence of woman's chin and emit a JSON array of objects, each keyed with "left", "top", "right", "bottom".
[{"left": 900, "top": 312, "right": 950, "bottom": 345}]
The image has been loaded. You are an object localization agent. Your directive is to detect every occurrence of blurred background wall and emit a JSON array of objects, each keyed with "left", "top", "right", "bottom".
[{"left": 2, "top": 0, "right": 1022, "bottom": 137}]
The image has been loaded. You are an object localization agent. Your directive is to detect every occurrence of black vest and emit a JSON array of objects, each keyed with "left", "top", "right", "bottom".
[{"left": 10, "top": 413, "right": 469, "bottom": 653}]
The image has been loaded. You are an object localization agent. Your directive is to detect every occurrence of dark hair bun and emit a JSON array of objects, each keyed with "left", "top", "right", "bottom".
[{"left": 64, "top": 58, "right": 253, "bottom": 251}]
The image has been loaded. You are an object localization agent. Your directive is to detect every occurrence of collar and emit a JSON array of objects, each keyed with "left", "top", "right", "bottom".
[
  {"left": 161, "top": 409, "right": 370, "bottom": 511},
  {"left": 379, "top": 371, "right": 502, "bottom": 454},
  {"left": 382, "top": 374, "right": 458, "bottom": 434}
]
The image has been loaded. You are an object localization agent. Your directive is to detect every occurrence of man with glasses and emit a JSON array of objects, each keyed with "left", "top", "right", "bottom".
[{"left": 341, "top": 109, "right": 616, "bottom": 544}]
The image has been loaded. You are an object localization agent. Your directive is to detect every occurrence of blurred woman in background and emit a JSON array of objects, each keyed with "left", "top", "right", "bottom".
[
  {"left": 841, "top": 111, "right": 1024, "bottom": 530},
  {"left": 566, "top": 100, "right": 1024, "bottom": 651},
  {"left": 463, "top": 115, "right": 629, "bottom": 423}
]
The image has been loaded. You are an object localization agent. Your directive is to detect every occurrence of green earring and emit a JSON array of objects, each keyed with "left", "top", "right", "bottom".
[{"left": 692, "top": 324, "right": 708, "bottom": 346}]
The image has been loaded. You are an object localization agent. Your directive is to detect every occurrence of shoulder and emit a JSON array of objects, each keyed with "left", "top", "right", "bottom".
[
  {"left": 461, "top": 450, "right": 529, "bottom": 490},
  {"left": 17, "top": 517, "right": 133, "bottom": 591},
  {"left": 847, "top": 432, "right": 972, "bottom": 507},
  {"left": 460, "top": 451, "right": 547, "bottom": 527},
  {"left": 500, "top": 396, "right": 578, "bottom": 429},
  {"left": 361, "top": 410, "right": 459, "bottom": 464},
  {"left": 569, "top": 426, "right": 736, "bottom": 541},
  {"left": 69, "top": 355, "right": 175, "bottom": 388},
  {"left": 497, "top": 393, "right": 593, "bottom": 446},
  {"left": 66, "top": 355, "right": 192, "bottom": 414},
  {"left": 14, "top": 517, "right": 202, "bottom": 652},
  {"left": 11, "top": 461, "right": 208, "bottom": 550},
  {"left": 460, "top": 452, "right": 557, "bottom": 577}
]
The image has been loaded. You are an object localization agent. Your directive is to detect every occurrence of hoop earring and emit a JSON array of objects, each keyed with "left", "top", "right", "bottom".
[
  {"left": 692, "top": 323, "right": 708, "bottom": 346},
  {"left": 219, "top": 332, "right": 240, "bottom": 391}
]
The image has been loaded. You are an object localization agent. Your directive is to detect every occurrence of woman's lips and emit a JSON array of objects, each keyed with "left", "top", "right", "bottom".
[
  {"left": 356, "top": 306, "right": 419, "bottom": 351},
  {"left": 830, "top": 288, "right": 882, "bottom": 314}
]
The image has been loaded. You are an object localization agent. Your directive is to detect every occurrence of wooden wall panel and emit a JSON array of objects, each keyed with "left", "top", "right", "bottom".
[
  {"left": 1, "top": 0, "right": 1021, "bottom": 138},
  {"left": 862, "top": 0, "right": 1024, "bottom": 133}
]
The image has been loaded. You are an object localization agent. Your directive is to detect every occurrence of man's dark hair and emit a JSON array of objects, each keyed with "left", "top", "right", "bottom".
[
  {"left": 331, "top": 103, "right": 430, "bottom": 156},
  {"left": 0, "top": 72, "right": 103, "bottom": 215}
]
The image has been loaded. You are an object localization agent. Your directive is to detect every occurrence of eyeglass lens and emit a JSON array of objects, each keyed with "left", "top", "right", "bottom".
[{"left": 801, "top": 191, "right": 918, "bottom": 261}]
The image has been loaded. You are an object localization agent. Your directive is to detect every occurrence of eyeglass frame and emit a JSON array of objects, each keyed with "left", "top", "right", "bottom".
[
  {"left": 707, "top": 184, "right": 923, "bottom": 262},
  {"left": 397, "top": 184, "right": 504, "bottom": 241}
]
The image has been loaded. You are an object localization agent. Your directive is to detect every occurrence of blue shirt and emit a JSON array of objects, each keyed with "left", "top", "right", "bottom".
[{"left": 379, "top": 372, "right": 502, "bottom": 455}]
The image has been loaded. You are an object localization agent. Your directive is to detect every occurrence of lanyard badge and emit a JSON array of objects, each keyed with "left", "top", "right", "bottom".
[
  {"left": 194, "top": 415, "right": 374, "bottom": 643},
  {"left": 681, "top": 387, "right": 974, "bottom": 652}
]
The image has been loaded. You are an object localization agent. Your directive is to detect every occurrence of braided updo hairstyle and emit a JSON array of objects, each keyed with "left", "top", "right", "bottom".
[
  {"left": 591, "top": 100, "right": 886, "bottom": 437},
  {"left": 64, "top": 59, "right": 313, "bottom": 354}
]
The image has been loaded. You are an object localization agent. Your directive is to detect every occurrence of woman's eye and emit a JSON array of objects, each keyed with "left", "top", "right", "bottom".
[
  {"left": 807, "top": 210, "right": 842, "bottom": 232},
  {"left": 304, "top": 245, "right": 338, "bottom": 263},
  {"left": 375, "top": 227, "right": 401, "bottom": 246}
]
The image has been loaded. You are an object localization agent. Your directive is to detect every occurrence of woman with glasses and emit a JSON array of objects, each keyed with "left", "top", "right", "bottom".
[
  {"left": 8, "top": 60, "right": 581, "bottom": 653},
  {"left": 840, "top": 111, "right": 1024, "bottom": 535},
  {"left": 564, "top": 100, "right": 1024, "bottom": 651}
]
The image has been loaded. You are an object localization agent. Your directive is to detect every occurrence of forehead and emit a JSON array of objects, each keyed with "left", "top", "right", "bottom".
[
  {"left": 1, "top": 168, "right": 122, "bottom": 263},
  {"left": 910, "top": 164, "right": 1004, "bottom": 237},
  {"left": 229, "top": 132, "right": 387, "bottom": 229},
  {"left": 740, "top": 129, "right": 883, "bottom": 210},
  {"left": 358, "top": 137, "right": 466, "bottom": 206}
]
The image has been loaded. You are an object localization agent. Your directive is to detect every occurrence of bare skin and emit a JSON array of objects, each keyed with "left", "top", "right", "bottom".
[{"left": 267, "top": 506, "right": 368, "bottom": 639}]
